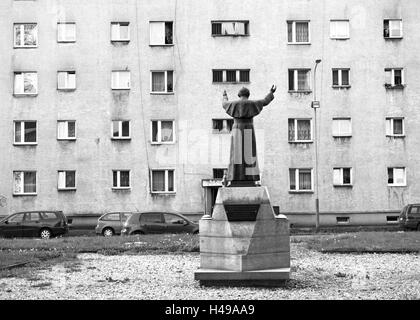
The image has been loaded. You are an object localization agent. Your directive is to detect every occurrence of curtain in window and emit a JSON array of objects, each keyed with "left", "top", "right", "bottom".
[
  {"left": 343, "top": 169, "right": 351, "bottom": 184},
  {"left": 299, "top": 170, "right": 312, "bottom": 190},
  {"left": 15, "top": 25, "right": 21, "bottom": 46},
  {"left": 24, "top": 24, "right": 37, "bottom": 46},
  {"left": 297, "top": 70, "right": 309, "bottom": 90},
  {"left": 68, "top": 122, "right": 76, "bottom": 138},
  {"left": 234, "top": 22, "right": 245, "bottom": 35},
  {"left": 112, "top": 121, "right": 119, "bottom": 137},
  {"left": 168, "top": 170, "right": 174, "bottom": 191},
  {"left": 58, "top": 171, "right": 66, "bottom": 189},
  {"left": 113, "top": 171, "right": 118, "bottom": 187},
  {"left": 341, "top": 70, "right": 349, "bottom": 85},
  {"left": 57, "top": 72, "right": 67, "bottom": 89},
  {"left": 120, "top": 171, "right": 130, "bottom": 187},
  {"left": 289, "top": 169, "right": 296, "bottom": 190},
  {"left": 333, "top": 169, "right": 341, "bottom": 185},
  {"left": 295, "top": 22, "right": 308, "bottom": 42},
  {"left": 288, "top": 119, "right": 295, "bottom": 141},
  {"left": 222, "top": 22, "right": 235, "bottom": 35},
  {"left": 332, "top": 70, "right": 339, "bottom": 86},
  {"left": 388, "top": 168, "right": 394, "bottom": 184},
  {"left": 122, "top": 121, "right": 130, "bottom": 137},
  {"left": 389, "top": 20, "right": 401, "bottom": 37},
  {"left": 385, "top": 70, "right": 392, "bottom": 85},
  {"left": 25, "top": 122, "right": 36, "bottom": 142},
  {"left": 150, "top": 22, "right": 165, "bottom": 45},
  {"left": 161, "top": 121, "right": 173, "bottom": 142},
  {"left": 152, "top": 72, "right": 165, "bottom": 92},
  {"left": 58, "top": 23, "right": 76, "bottom": 42},
  {"left": 152, "top": 121, "right": 158, "bottom": 142},
  {"left": 213, "top": 120, "right": 223, "bottom": 132},
  {"left": 167, "top": 71, "right": 173, "bottom": 92},
  {"left": 152, "top": 171, "right": 165, "bottom": 192},
  {"left": 394, "top": 168, "right": 405, "bottom": 184},
  {"left": 297, "top": 120, "right": 311, "bottom": 140},
  {"left": 394, "top": 70, "right": 402, "bottom": 85},
  {"left": 13, "top": 172, "right": 23, "bottom": 194},
  {"left": 393, "top": 120, "right": 403, "bottom": 135},
  {"left": 119, "top": 24, "right": 129, "bottom": 40},
  {"left": 287, "top": 22, "right": 293, "bottom": 42},
  {"left": 226, "top": 70, "right": 236, "bottom": 82},
  {"left": 24, "top": 73, "right": 37, "bottom": 94},
  {"left": 15, "top": 122, "right": 21, "bottom": 143},
  {"left": 288, "top": 70, "right": 295, "bottom": 90},
  {"left": 57, "top": 122, "right": 67, "bottom": 139},
  {"left": 165, "top": 22, "right": 173, "bottom": 44},
  {"left": 330, "top": 21, "right": 349, "bottom": 38},
  {"left": 111, "top": 23, "right": 120, "bottom": 40},
  {"left": 24, "top": 172, "right": 36, "bottom": 193}
]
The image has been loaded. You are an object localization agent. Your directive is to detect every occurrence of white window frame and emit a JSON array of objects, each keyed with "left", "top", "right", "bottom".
[
  {"left": 289, "top": 168, "right": 314, "bottom": 192},
  {"left": 150, "top": 70, "right": 174, "bottom": 94},
  {"left": 150, "top": 120, "right": 175, "bottom": 144},
  {"left": 149, "top": 21, "right": 174, "bottom": 45},
  {"left": 13, "top": 171, "right": 37, "bottom": 196},
  {"left": 111, "top": 71, "right": 131, "bottom": 90},
  {"left": 14, "top": 72, "right": 38, "bottom": 95},
  {"left": 57, "top": 120, "right": 76, "bottom": 140},
  {"left": 112, "top": 120, "right": 131, "bottom": 140},
  {"left": 332, "top": 118, "right": 352, "bottom": 137},
  {"left": 384, "top": 19, "right": 403, "bottom": 38},
  {"left": 14, "top": 23, "right": 38, "bottom": 48},
  {"left": 57, "top": 71, "right": 76, "bottom": 90},
  {"left": 333, "top": 167, "right": 353, "bottom": 186},
  {"left": 386, "top": 117, "right": 405, "bottom": 137},
  {"left": 289, "top": 69, "right": 311, "bottom": 92},
  {"left": 211, "top": 21, "right": 249, "bottom": 36},
  {"left": 287, "top": 20, "right": 311, "bottom": 44},
  {"left": 111, "top": 22, "right": 130, "bottom": 42},
  {"left": 332, "top": 68, "right": 350, "bottom": 87},
  {"left": 385, "top": 68, "right": 405, "bottom": 87},
  {"left": 112, "top": 170, "right": 131, "bottom": 189},
  {"left": 388, "top": 167, "right": 406, "bottom": 187},
  {"left": 14, "top": 121, "right": 37, "bottom": 145},
  {"left": 150, "top": 169, "right": 176, "bottom": 194},
  {"left": 330, "top": 20, "right": 350, "bottom": 39},
  {"left": 57, "top": 22, "right": 76, "bottom": 43},
  {"left": 288, "top": 118, "right": 313, "bottom": 142},
  {"left": 57, "top": 170, "right": 76, "bottom": 191}
]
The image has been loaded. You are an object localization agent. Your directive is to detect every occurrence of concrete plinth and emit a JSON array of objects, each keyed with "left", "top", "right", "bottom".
[{"left": 194, "top": 186, "right": 291, "bottom": 286}]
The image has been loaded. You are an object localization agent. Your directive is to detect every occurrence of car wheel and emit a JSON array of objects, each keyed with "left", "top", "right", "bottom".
[
  {"left": 40, "top": 228, "right": 52, "bottom": 239},
  {"left": 102, "top": 228, "right": 114, "bottom": 237},
  {"left": 193, "top": 230, "right": 199, "bottom": 235}
]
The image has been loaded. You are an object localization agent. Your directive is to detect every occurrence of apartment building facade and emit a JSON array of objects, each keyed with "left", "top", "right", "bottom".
[{"left": 1, "top": 0, "right": 420, "bottom": 226}]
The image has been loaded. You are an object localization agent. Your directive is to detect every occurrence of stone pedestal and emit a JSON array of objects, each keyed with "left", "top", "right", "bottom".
[{"left": 194, "top": 186, "right": 290, "bottom": 286}]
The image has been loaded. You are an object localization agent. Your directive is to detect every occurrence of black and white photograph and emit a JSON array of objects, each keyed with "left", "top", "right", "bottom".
[{"left": 0, "top": 0, "right": 419, "bottom": 310}]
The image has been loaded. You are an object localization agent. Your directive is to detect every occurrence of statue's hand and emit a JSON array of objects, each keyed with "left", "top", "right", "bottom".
[
  {"left": 270, "top": 85, "right": 277, "bottom": 93},
  {"left": 223, "top": 90, "right": 227, "bottom": 96}
]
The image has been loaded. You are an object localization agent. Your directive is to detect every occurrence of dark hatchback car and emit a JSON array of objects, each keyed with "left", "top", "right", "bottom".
[
  {"left": 0, "top": 211, "right": 69, "bottom": 239},
  {"left": 121, "top": 212, "right": 199, "bottom": 235},
  {"left": 95, "top": 212, "right": 134, "bottom": 236},
  {"left": 399, "top": 204, "right": 420, "bottom": 231}
]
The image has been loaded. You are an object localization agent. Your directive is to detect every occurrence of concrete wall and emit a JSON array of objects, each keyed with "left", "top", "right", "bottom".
[{"left": 1, "top": 0, "right": 419, "bottom": 225}]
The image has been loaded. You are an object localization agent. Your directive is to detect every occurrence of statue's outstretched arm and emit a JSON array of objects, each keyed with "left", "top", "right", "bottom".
[{"left": 223, "top": 90, "right": 228, "bottom": 102}]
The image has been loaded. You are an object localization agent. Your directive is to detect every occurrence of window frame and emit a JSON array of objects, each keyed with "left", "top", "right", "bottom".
[
  {"left": 150, "top": 169, "right": 176, "bottom": 194},
  {"left": 329, "top": 20, "right": 350, "bottom": 39},
  {"left": 384, "top": 19, "right": 403, "bottom": 39},
  {"left": 111, "top": 120, "right": 131, "bottom": 140},
  {"left": 14, "top": 71, "right": 38, "bottom": 96},
  {"left": 150, "top": 70, "right": 174, "bottom": 94},
  {"left": 13, "top": 23, "right": 38, "bottom": 48},
  {"left": 289, "top": 168, "right": 314, "bottom": 193},
  {"left": 57, "top": 71, "right": 76, "bottom": 91},
  {"left": 212, "top": 69, "right": 250, "bottom": 84},
  {"left": 332, "top": 68, "right": 351, "bottom": 88},
  {"left": 57, "top": 22, "right": 76, "bottom": 43},
  {"left": 287, "top": 20, "right": 311, "bottom": 44},
  {"left": 333, "top": 167, "right": 353, "bottom": 187},
  {"left": 332, "top": 117, "right": 352, "bottom": 137},
  {"left": 288, "top": 68, "right": 312, "bottom": 92},
  {"left": 57, "top": 120, "right": 76, "bottom": 140},
  {"left": 387, "top": 167, "right": 406, "bottom": 187},
  {"left": 288, "top": 118, "right": 313, "bottom": 143},
  {"left": 149, "top": 21, "right": 174, "bottom": 46},
  {"left": 150, "top": 120, "right": 176, "bottom": 144},
  {"left": 13, "top": 171, "right": 37, "bottom": 196},
  {"left": 211, "top": 20, "right": 250, "bottom": 37},
  {"left": 57, "top": 170, "right": 77, "bottom": 191},
  {"left": 111, "top": 70, "right": 131, "bottom": 90},
  {"left": 112, "top": 170, "right": 131, "bottom": 190},
  {"left": 384, "top": 68, "right": 405, "bottom": 88},
  {"left": 110, "top": 22, "right": 130, "bottom": 42},
  {"left": 386, "top": 117, "right": 405, "bottom": 137},
  {"left": 14, "top": 120, "right": 37, "bottom": 145}
]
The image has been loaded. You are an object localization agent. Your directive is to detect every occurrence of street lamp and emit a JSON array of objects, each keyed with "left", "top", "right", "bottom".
[{"left": 312, "top": 59, "right": 322, "bottom": 232}]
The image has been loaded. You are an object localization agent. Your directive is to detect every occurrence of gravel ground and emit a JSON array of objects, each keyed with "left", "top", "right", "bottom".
[{"left": 0, "top": 243, "right": 419, "bottom": 300}]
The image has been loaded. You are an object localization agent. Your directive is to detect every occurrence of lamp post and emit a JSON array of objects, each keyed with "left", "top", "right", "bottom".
[{"left": 312, "top": 59, "right": 322, "bottom": 232}]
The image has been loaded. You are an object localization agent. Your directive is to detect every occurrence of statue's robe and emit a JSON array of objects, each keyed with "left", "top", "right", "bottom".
[{"left": 223, "top": 92, "right": 274, "bottom": 186}]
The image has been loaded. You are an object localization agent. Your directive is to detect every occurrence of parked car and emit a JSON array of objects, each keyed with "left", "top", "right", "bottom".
[
  {"left": 0, "top": 211, "right": 69, "bottom": 239},
  {"left": 121, "top": 212, "right": 199, "bottom": 235},
  {"left": 399, "top": 204, "right": 420, "bottom": 231},
  {"left": 95, "top": 212, "right": 134, "bottom": 236}
]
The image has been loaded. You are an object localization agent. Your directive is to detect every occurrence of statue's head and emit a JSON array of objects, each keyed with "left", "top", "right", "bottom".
[{"left": 238, "top": 87, "right": 250, "bottom": 98}]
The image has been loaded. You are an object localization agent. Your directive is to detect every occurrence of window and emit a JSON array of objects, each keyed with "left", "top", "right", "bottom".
[
  {"left": 388, "top": 167, "right": 406, "bottom": 186},
  {"left": 386, "top": 118, "right": 404, "bottom": 137},
  {"left": 330, "top": 20, "right": 349, "bottom": 39},
  {"left": 151, "top": 120, "right": 174, "bottom": 144},
  {"left": 211, "top": 21, "right": 249, "bottom": 36},
  {"left": 336, "top": 217, "right": 350, "bottom": 224},
  {"left": 213, "top": 168, "right": 227, "bottom": 179},
  {"left": 385, "top": 68, "right": 404, "bottom": 88},
  {"left": 150, "top": 71, "right": 173, "bottom": 93},
  {"left": 13, "top": 171, "right": 36, "bottom": 195},
  {"left": 140, "top": 213, "right": 162, "bottom": 223},
  {"left": 57, "top": 71, "right": 76, "bottom": 90},
  {"left": 151, "top": 169, "right": 175, "bottom": 193},
  {"left": 111, "top": 71, "right": 131, "bottom": 90},
  {"left": 58, "top": 171, "right": 76, "bottom": 190},
  {"left": 333, "top": 168, "right": 352, "bottom": 186},
  {"left": 288, "top": 119, "right": 312, "bottom": 142},
  {"left": 332, "top": 69, "right": 350, "bottom": 87},
  {"left": 113, "top": 170, "right": 131, "bottom": 189},
  {"left": 332, "top": 118, "right": 352, "bottom": 137},
  {"left": 8, "top": 214, "right": 24, "bottom": 223},
  {"left": 212, "top": 69, "right": 250, "bottom": 83},
  {"left": 288, "top": 69, "right": 311, "bottom": 92},
  {"left": 57, "top": 23, "right": 76, "bottom": 42},
  {"left": 14, "top": 23, "right": 37, "bottom": 47},
  {"left": 384, "top": 19, "right": 402, "bottom": 38},
  {"left": 24, "top": 212, "right": 41, "bottom": 222},
  {"left": 14, "top": 121, "right": 37, "bottom": 144},
  {"left": 149, "top": 21, "right": 173, "bottom": 45},
  {"left": 164, "top": 213, "right": 185, "bottom": 225},
  {"left": 14, "top": 72, "right": 38, "bottom": 95},
  {"left": 102, "top": 213, "right": 120, "bottom": 221},
  {"left": 287, "top": 21, "right": 310, "bottom": 44},
  {"left": 212, "top": 119, "right": 234, "bottom": 134},
  {"left": 289, "top": 169, "right": 313, "bottom": 192},
  {"left": 111, "top": 22, "right": 130, "bottom": 41},
  {"left": 112, "top": 120, "right": 130, "bottom": 139},
  {"left": 57, "top": 121, "right": 76, "bottom": 140}
]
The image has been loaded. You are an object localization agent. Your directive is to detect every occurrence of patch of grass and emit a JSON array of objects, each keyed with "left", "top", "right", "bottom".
[{"left": 295, "top": 231, "right": 420, "bottom": 253}]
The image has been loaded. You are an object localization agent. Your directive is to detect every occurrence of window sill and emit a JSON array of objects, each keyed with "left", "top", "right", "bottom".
[
  {"left": 289, "top": 190, "right": 314, "bottom": 194},
  {"left": 13, "top": 193, "right": 37, "bottom": 197},
  {"left": 384, "top": 37, "right": 403, "bottom": 40},
  {"left": 150, "top": 92, "right": 174, "bottom": 95},
  {"left": 333, "top": 184, "right": 353, "bottom": 188},
  {"left": 151, "top": 192, "right": 176, "bottom": 196},
  {"left": 386, "top": 135, "right": 405, "bottom": 138},
  {"left": 111, "top": 40, "right": 130, "bottom": 43},
  {"left": 112, "top": 88, "right": 131, "bottom": 91},
  {"left": 333, "top": 135, "right": 352, "bottom": 138},
  {"left": 388, "top": 185, "right": 407, "bottom": 187},
  {"left": 112, "top": 187, "right": 131, "bottom": 191},
  {"left": 384, "top": 84, "right": 405, "bottom": 89},
  {"left": 332, "top": 85, "right": 351, "bottom": 89},
  {"left": 58, "top": 188, "right": 77, "bottom": 192},
  {"left": 288, "top": 90, "right": 312, "bottom": 94},
  {"left": 13, "top": 93, "right": 38, "bottom": 97},
  {"left": 57, "top": 88, "right": 76, "bottom": 92},
  {"left": 213, "top": 82, "right": 251, "bottom": 85},
  {"left": 111, "top": 137, "right": 131, "bottom": 141},
  {"left": 288, "top": 141, "right": 313, "bottom": 144},
  {"left": 211, "top": 34, "right": 250, "bottom": 37},
  {"left": 330, "top": 37, "right": 350, "bottom": 40},
  {"left": 151, "top": 142, "right": 175, "bottom": 145},
  {"left": 14, "top": 143, "right": 37, "bottom": 146},
  {"left": 149, "top": 44, "right": 174, "bottom": 47},
  {"left": 14, "top": 46, "right": 38, "bottom": 49},
  {"left": 57, "top": 41, "right": 76, "bottom": 44},
  {"left": 287, "top": 42, "right": 311, "bottom": 45}
]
